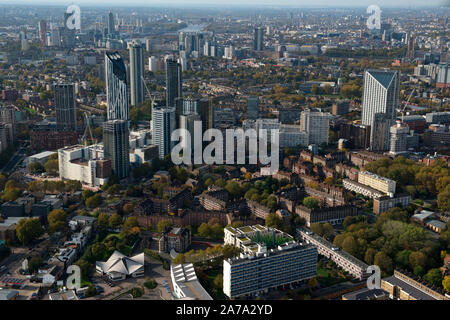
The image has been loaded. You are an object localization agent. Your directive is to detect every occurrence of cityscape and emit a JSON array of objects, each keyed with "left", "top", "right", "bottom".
[{"left": 0, "top": 0, "right": 449, "bottom": 306}]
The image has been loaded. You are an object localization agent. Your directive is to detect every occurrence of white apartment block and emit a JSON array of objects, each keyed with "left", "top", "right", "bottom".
[
  {"left": 343, "top": 179, "right": 385, "bottom": 199},
  {"left": 358, "top": 171, "right": 396, "bottom": 196},
  {"left": 300, "top": 108, "right": 330, "bottom": 145},
  {"left": 298, "top": 228, "right": 368, "bottom": 280},
  {"left": 58, "top": 144, "right": 109, "bottom": 187},
  {"left": 223, "top": 225, "right": 317, "bottom": 298}
]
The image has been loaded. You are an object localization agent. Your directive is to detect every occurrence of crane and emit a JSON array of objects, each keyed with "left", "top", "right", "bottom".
[
  {"left": 81, "top": 112, "right": 96, "bottom": 146},
  {"left": 401, "top": 88, "right": 416, "bottom": 123},
  {"left": 141, "top": 75, "right": 156, "bottom": 108}
]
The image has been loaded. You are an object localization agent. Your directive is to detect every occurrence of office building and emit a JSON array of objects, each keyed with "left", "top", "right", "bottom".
[
  {"left": 247, "top": 96, "right": 259, "bottom": 120},
  {"left": 107, "top": 11, "right": 115, "bottom": 34},
  {"left": 279, "top": 125, "right": 308, "bottom": 147},
  {"left": 200, "top": 98, "right": 214, "bottom": 132},
  {"left": 128, "top": 40, "right": 145, "bottom": 106},
  {"left": 300, "top": 108, "right": 330, "bottom": 145},
  {"left": 105, "top": 52, "right": 129, "bottom": 121},
  {"left": 152, "top": 106, "right": 176, "bottom": 159},
  {"left": 338, "top": 123, "right": 371, "bottom": 149},
  {"left": 332, "top": 101, "right": 350, "bottom": 116},
  {"left": 54, "top": 83, "right": 77, "bottom": 131},
  {"left": 253, "top": 27, "right": 264, "bottom": 51},
  {"left": 58, "top": 144, "right": 111, "bottom": 187},
  {"left": 148, "top": 56, "right": 158, "bottom": 72},
  {"left": 361, "top": 69, "right": 400, "bottom": 151},
  {"left": 425, "top": 111, "right": 450, "bottom": 124},
  {"left": 436, "top": 63, "right": 449, "bottom": 88},
  {"left": 165, "top": 57, "right": 182, "bottom": 108},
  {"left": 223, "top": 225, "right": 317, "bottom": 299},
  {"left": 0, "top": 106, "right": 16, "bottom": 145},
  {"left": 223, "top": 45, "right": 234, "bottom": 59},
  {"left": 103, "top": 120, "right": 130, "bottom": 179},
  {"left": 38, "top": 20, "right": 47, "bottom": 45}
]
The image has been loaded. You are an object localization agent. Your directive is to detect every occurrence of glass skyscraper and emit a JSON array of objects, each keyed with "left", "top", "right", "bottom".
[
  {"left": 105, "top": 52, "right": 129, "bottom": 121},
  {"left": 361, "top": 69, "right": 400, "bottom": 151}
]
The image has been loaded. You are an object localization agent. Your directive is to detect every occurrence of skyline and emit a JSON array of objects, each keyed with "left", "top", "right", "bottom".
[{"left": 0, "top": 0, "right": 447, "bottom": 8}]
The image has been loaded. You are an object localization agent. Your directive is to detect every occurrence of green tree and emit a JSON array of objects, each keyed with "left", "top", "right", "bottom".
[
  {"left": 108, "top": 213, "right": 122, "bottom": 228},
  {"left": 213, "top": 274, "right": 223, "bottom": 290},
  {"left": 157, "top": 220, "right": 173, "bottom": 233},
  {"left": 342, "top": 236, "right": 359, "bottom": 257},
  {"left": 414, "top": 265, "right": 425, "bottom": 277},
  {"left": 97, "top": 213, "right": 109, "bottom": 229},
  {"left": 28, "top": 256, "right": 43, "bottom": 273},
  {"left": 409, "top": 251, "right": 427, "bottom": 269},
  {"left": 124, "top": 216, "right": 139, "bottom": 231},
  {"left": 424, "top": 268, "right": 443, "bottom": 287},
  {"left": 265, "top": 213, "right": 283, "bottom": 229},
  {"left": 303, "top": 197, "right": 319, "bottom": 209},
  {"left": 16, "top": 218, "right": 43, "bottom": 245},
  {"left": 374, "top": 251, "right": 393, "bottom": 275},
  {"left": 85, "top": 194, "right": 103, "bottom": 209},
  {"left": 28, "top": 162, "right": 45, "bottom": 174},
  {"left": 44, "top": 159, "right": 58, "bottom": 176}
]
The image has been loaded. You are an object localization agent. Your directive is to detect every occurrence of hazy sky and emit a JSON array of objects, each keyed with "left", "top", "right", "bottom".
[{"left": 0, "top": 0, "right": 445, "bottom": 7}]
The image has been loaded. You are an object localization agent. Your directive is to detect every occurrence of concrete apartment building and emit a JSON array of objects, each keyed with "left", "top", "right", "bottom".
[
  {"left": 223, "top": 225, "right": 317, "bottom": 299},
  {"left": 358, "top": 171, "right": 396, "bottom": 196},
  {"left": 294, "top": 205, "right": 358, "bottom": 227},
  {"left": 373, "top": 194, "right": 411, "bottom": 214},
  {"left": 343, "top": 179, "right": 385, "bottom": 199},
  {"left": 297, "top": 228, "right": 368, "bottom": 280},
  {"left": 381, "top": 270, "right": 449, "bottom": 300}
]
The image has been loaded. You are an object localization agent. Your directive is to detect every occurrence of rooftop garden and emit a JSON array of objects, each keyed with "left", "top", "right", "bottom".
[{"left": 248, "top": 233, "right": 289, "bottom": 249}]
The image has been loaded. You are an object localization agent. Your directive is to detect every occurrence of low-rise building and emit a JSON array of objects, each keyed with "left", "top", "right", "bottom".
[
  {"left": 155, "top": 227, "right": 191, "bottom": 254},
  {"left": 295, "top": 205, "right": 358, "bottom": 227},
  {"left": 96, "top": 250, "right": 144, "bottom": 281},
  {"left": 358, "top": 171, "right": 396, "bottom": 196},
  {"left": 343, "top": 179, "right": 385, "bottom": 198},
  {"left": 373, "top": 194, "right": 411, "bottom": 214},
  {"left": 297, "top": 228, "right": 368, "bottom": 280},
  {"left": 381, "top": 270, "right": 450, "bottom": 300},
  {"left": 171, "top": 263, "right": 213, "bottom": 300}
]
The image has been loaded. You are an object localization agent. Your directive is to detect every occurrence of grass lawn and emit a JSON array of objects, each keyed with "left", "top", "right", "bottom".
[{"left": 316, "top": 267, "right": 329, "bottom": 278}]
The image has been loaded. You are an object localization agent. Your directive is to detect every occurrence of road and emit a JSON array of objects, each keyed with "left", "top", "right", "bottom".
[{"left": 2, "top": 142, "right": 27, "bottom": 173}]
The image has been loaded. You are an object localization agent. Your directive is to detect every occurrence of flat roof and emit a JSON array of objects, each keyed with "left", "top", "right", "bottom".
[
  {"left": 171, "top": 263, "right": 212, "bottom": 300},
  {"left": 29, "top": 151, "right": 56, "bottom": 159},
  {"left": 383, "top": 275, "right": 437, "bottom": 300},
  {"left": 298, "top": 228, "right": 368, "bottom": 270}
]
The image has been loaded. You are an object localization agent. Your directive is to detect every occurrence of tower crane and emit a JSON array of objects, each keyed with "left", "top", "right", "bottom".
[
  {"left": 81, "top": 112, "right": 96, "bottom": 146},
  {"left": 401, "top": 88, "right": 416, "bottom": 123}
]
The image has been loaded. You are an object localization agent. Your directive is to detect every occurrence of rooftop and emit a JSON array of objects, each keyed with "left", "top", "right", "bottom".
[{"left": 171, "top": 263, "right": 212, "bottom": 300}]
